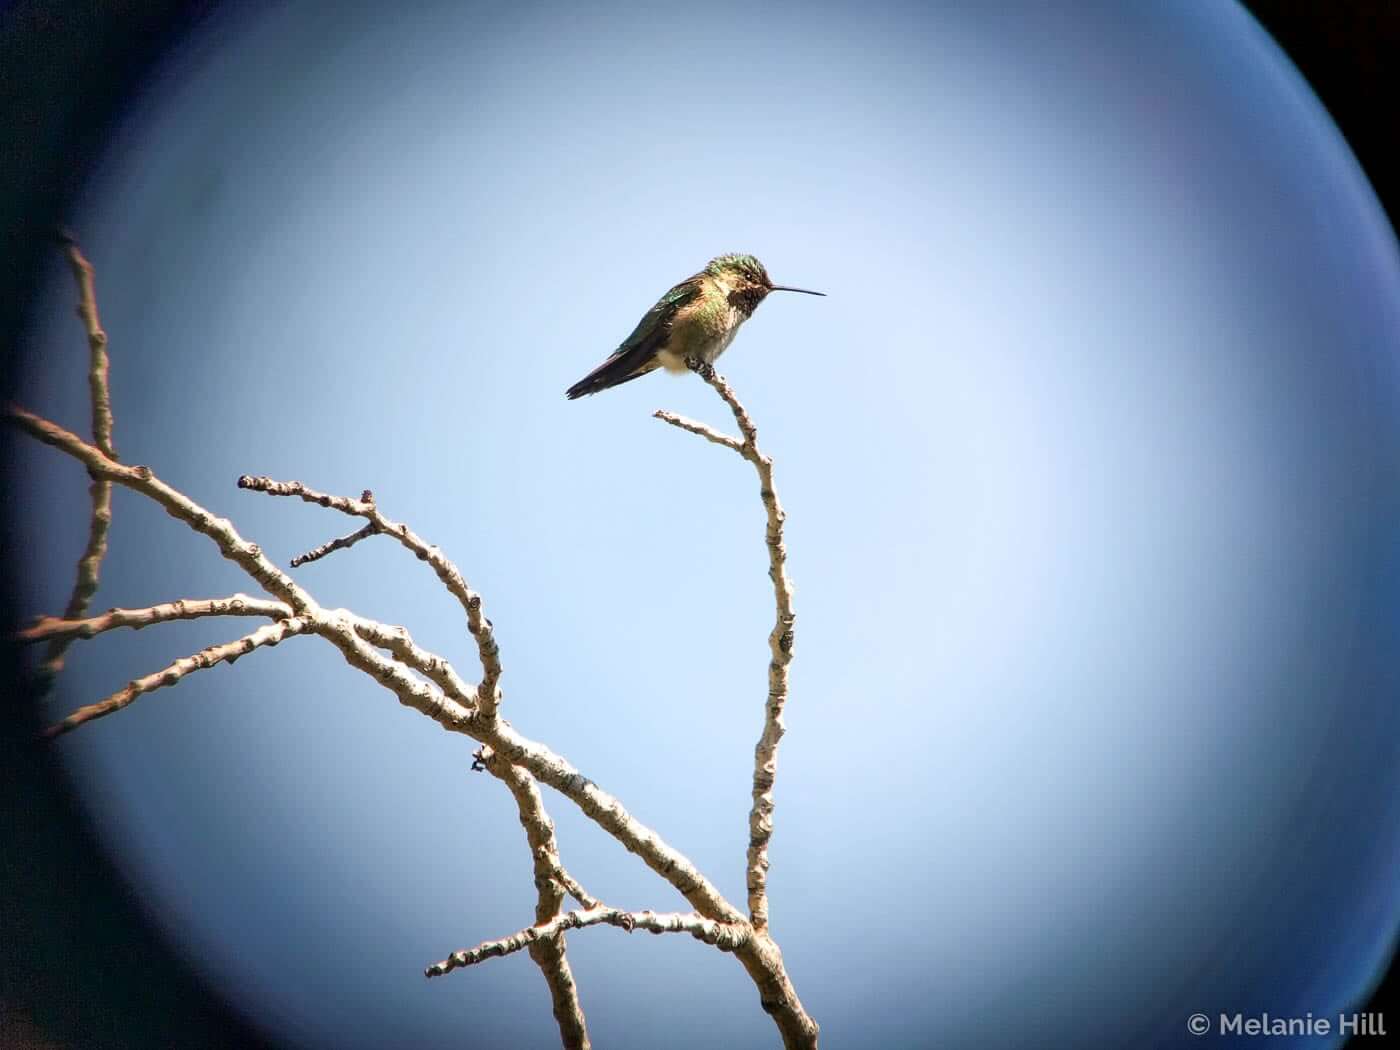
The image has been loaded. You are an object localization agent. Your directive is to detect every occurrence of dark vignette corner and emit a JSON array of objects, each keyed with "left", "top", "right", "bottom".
[
  {"left": 2, "top": 3, "right": 281, "bottom": 1047},
  {"left": 1240, "top": 3, "right": 1400, "bottom": 1040}
]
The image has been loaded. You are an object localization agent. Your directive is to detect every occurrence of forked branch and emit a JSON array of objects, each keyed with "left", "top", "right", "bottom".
[
  {"left": 235, "top": 478, "right": 594, "bottom": 1045},
  {"left": 237, "top": 474, "right": 504, "bottom": 715},
  {"left": 45, "top": 617, "right": 313, "bottom": 738}
]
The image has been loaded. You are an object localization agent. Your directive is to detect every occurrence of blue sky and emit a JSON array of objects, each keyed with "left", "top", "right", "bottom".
[{"left": 15, "top": 2, "right": 1400, "bottom": 1046}]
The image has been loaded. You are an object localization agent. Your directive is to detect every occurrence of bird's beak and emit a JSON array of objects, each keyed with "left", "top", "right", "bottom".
[{"left": 769, "top": 285, "right": 826, "bottom": 296}]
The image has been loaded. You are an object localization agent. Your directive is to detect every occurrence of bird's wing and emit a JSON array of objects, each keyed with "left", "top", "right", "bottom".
[
  {"left": 617, "top": 276, "right": 703, "bottom": 357},
  {"left": 565, "top": 276, "right": 703, "bottom": 398}
]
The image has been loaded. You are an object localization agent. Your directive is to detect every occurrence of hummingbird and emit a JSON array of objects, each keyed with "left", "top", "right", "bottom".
[{"left": 565, "top": 253, "right": 824, "bottom": 399}]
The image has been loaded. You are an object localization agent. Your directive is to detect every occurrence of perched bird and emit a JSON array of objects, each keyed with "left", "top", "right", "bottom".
[{"left": 565, "top": 253, "right": 824, "bottom": 399}]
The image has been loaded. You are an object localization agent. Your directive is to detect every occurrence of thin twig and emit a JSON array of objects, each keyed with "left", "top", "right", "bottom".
[
  {"left": 44, "top": 617, "right": 313, "bottom": 738},
  {"left": 20, "top": 594, "right": 292, "bottom": 642},
  {"left": 237, "top": 474, "right": 504, "bottom": 716},
  {"left": 426, "top": 907, "right": 750, "bottom": 978},
  {"left": 33, "top": 482, "right": 113, "bottom": 690},
  {"left": 34, "top": 238, "right": 117, "bottom": 690},
  {"left": 657, "top": 361, "right": 796, "bottom": 934},
  {"left": 62, "top": 237, "right": 115, "bottom": 458},
  {"left": 651, "top": 410, "right": 743, "bottom": 452},
  {"left": 291, "top": 522, "right": 379, "bottom": 567}
]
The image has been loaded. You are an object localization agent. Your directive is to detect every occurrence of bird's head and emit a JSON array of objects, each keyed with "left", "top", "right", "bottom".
[{"left": 706, "top": 254, "right": 824, "bottom": 314}]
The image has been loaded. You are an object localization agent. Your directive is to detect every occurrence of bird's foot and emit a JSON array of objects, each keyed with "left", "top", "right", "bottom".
[{"left": 684, "top": 356, "right": 715, "bottom": 381}]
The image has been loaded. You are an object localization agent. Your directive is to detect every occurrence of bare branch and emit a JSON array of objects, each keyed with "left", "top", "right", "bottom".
[
  {"left": 61, "top": 237, "right": 115, "bottom": 458},
  {"left": 10, "top": 407, "right": 476, "bottom": 732},
  {"left": 426, "top": 907, "right": 750, "bottom": 978},
  {"left": 234, "top": 476, "right": 373, "bottom": 514},
  {"left": 482, "top": 748, "right": 600, "bottom": 911},
  {"left": 553, "top": 867, "right": 599, "bottom": 912},
  {"left": 13, "top": 410, "right": 727, "bottom": 905},
  {"left": 24, "top": 596, "right": 481, "bottom": 719},
  {"left": 14, "top": 397, "right": 819, "bottom": 1046},
  {"left": 315, "top": 611, "right": 475, "bottom": 732},
  {"left": 238, "top": 474, "right": 504, "bottom": 715},
  {"left": 702, "top": 367, "right": 762, "bottom": 451},
  {"left": 479, "top": 747, "right": 594, "bottom": 1048},
  {"left": 657, "top": 362, "right": 796, "bottom": 934},
  {"left": 461, "top": 689, "right": 825, "bottom": 1041},
  {"left": 34, "top": 238, "right": 118, "bottom": 690},
  {"left": 14, "top": 409, "right": 317, "bottom": 612},
  {"left": 20, "top": 594, "right": 292, "bottom": 643},
  {"left": 652, "top": 409, "right": 744, "bottom": 452},
  {"left": 44, "top": 616, "right": 313, "bottom": 738},
  {"left": 339, "top": 612, "right": 478, "bottom": 709},
  {"left": 482, "top": 719, "right": 744, "bottom": 921},
  {"left": 33, "top": 479, "right": 113, "bottom": 689},
  {"left": 291, "top": 522, "right": 378, "bottom": 567}
]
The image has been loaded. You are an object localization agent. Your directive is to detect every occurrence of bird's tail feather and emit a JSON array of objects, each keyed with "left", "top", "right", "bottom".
[{"left": 565, "top": 350, "right": 657, "bottom": 399}]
